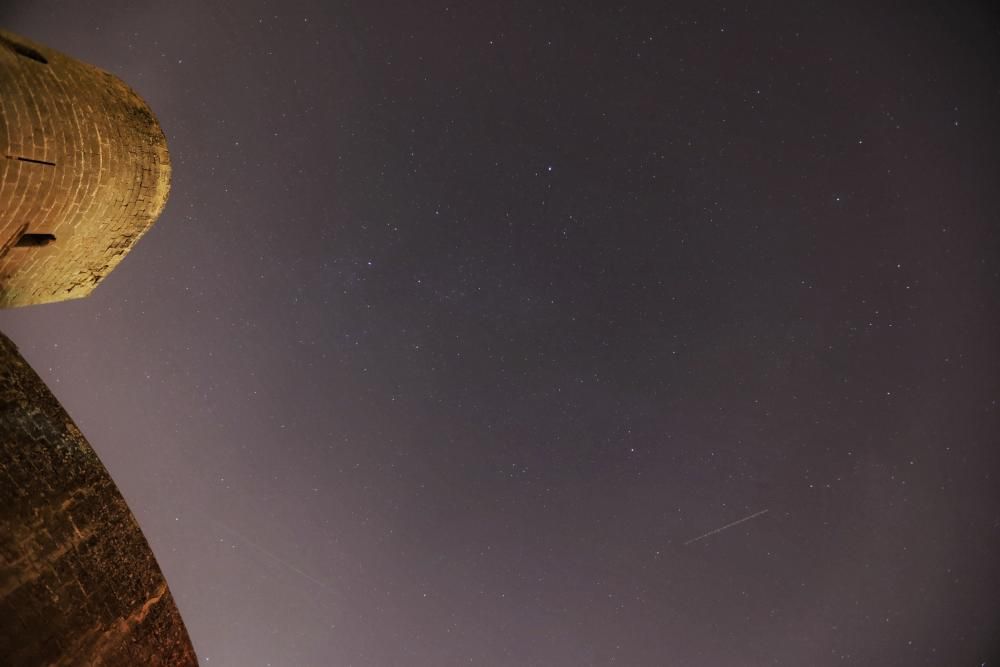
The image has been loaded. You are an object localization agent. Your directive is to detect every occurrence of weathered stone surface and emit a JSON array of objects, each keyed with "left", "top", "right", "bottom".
[
  {"left": 0, "top": 28, "right": 170, "bottom": 307},
  {"left": 0, "top": 333, "right": 197, "bottom": 666}
]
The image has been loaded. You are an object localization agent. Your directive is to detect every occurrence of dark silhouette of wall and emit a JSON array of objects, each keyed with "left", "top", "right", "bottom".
[
  {"left": 0, "top": 333, "right": 196, "bottom": 666},
  {"left": 0, "top": 28, "right": 170, "bottom": 307}
]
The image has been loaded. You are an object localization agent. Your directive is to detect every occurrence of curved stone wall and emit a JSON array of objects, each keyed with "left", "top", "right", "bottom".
[
  {"left": 0, "top": 28, "right": 170, "bottom": 307},
  {"left": 0, "top": 333, "right": 197, "bottom": 665}
]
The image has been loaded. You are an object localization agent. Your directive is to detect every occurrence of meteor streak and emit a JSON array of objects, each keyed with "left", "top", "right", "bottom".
[
  {"left": 212, "top": 519, "right": 336, "bottom": 591},
  {"left": 683, "top": 509, "right": 770, "bottom": 546}
]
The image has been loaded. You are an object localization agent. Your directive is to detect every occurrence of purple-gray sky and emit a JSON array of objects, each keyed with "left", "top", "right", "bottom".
[{"left": 1, "top": 1, "right": 999, "bottom": 665}]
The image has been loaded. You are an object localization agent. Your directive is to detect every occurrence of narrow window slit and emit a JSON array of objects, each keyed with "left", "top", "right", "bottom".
[
  {"left": 1, "top": 37, "right": 48, "bottom": 64},
  {"left": 5, "top": 156, "right": 57, "bottom": 167},
  {"left": 15, "top": 233, "right": 56, "bottom": 247}
]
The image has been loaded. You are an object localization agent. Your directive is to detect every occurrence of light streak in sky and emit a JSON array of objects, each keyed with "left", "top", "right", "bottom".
[
  {"left": 683, "top": 509, "right": 770, "bottom": 546},
  {"left": 212, "top": 518, "right": 337, "bottom": 591}
]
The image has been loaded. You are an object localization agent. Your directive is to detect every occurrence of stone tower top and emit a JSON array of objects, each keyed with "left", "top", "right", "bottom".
[{"left": 0, "top": 29, "right": 170, "bottom": 307}]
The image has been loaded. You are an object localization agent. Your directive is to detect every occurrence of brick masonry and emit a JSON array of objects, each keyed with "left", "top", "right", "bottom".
[
  {"left": 0, "top": 29, "right": 170, "bottom": 307},
  {"left": 0, "top": 30, "right": 196, "bottom": 665}
]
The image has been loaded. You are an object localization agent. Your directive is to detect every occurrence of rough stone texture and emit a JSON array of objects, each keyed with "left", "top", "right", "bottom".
[
  {"left": 0, "top": 332, "right": 197, "bottom": 666},
  {"left": 0, "top": 28, "right": 170, "bottom": 307}
]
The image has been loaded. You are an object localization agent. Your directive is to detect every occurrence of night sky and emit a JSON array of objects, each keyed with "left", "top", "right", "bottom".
[{"left": 2, "top": 2, "right": 999, "bottom": 665}]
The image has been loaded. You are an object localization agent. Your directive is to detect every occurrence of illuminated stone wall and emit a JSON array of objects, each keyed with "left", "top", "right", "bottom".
[{"left": 0, "top": 28, "right": 170, "bottom": 307}]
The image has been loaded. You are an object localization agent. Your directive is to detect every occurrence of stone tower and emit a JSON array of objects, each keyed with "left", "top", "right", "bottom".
[
  {"left": 0, "top": 30, "right": 196, "bottom": 665},
  {"left": 0, "top": 28, "right": 170, "bottom": 307}
]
